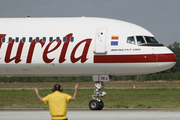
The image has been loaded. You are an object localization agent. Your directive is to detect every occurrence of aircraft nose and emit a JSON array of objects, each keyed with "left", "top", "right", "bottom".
[{"left": 157, "top": 53, "right": 177, "bottom": 71}]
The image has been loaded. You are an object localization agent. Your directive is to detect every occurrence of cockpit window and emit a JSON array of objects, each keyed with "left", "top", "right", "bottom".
[
  {"left": 145, "top": 36, "right": 159, "bottom": 44},
  {"left": 127, "top": 36, "right": 135, "bottom": 45},
  {"left": 136, "top": 36, "right": 145, "bottom": 45},
  {"left": 126, "top": 35, "right": 163, "bottom": 46}
]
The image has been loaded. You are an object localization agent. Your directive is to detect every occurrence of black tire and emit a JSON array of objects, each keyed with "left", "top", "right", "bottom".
[
  {"left": 89, "top": 100, "right": 100, "bottom": 110},
  {"left": 99, "top": 100, "right": 104, "bottom": 110}
]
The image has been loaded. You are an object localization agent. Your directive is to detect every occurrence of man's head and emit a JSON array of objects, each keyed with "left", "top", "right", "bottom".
[{"left": 53, "top": 84, "right": 62, "bottom": 92}]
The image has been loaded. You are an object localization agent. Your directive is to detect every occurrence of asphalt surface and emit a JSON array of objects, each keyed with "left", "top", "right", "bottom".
[{"left": 0, "top": 108, "right": 180, "bottom": 120}]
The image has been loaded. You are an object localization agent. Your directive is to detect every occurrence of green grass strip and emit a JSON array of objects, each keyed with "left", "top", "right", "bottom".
[{"left": 0, "top": 88, "right": 180, "bottom": 108}]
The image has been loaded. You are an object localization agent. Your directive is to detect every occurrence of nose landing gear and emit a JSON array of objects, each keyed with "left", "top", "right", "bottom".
[{"left": 89, "top": 81, "right": 106, "bottom": 110}]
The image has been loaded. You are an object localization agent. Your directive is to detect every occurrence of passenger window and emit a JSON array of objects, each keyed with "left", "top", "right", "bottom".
[
  {"left": 15, "top": 37, "right": 19, "bottom": 42},
  {"left": 29, "top": 37, "right": 33, "bottom": 42},
  {"left": 49, "top": 37, "right": 53, "bottom": 42},
  {"left": 63, "top": 37, "right": 67, "bottom": 42},
  {"left": 22, "top": 37, "right": 26, "bottom": 43},
  {"left": 70, "top": 37, "right": 74, "bottom": 42},
  {"left": 9, "top": 37, "right": 12, "bottom": 43},
  {"left": 136, "top": 36, "right": 145, "bottom": 44},
  {"left": 145, "top": 36, "right": 159, "bottom": 44},
  {"left": 42, "top": 37, "right": 46, "bottom": 43},
  {"left": 36, "top": 37, "right": 39, "bottom": 42},
  {"left": 1, "top": 37, "right": 5, "bottom": 43},
  {"left": 56, "top": 37, "right": 60, "bottom": 42},
  {"left": 127, "top": 36, "right": 135, "bottom": 45}
]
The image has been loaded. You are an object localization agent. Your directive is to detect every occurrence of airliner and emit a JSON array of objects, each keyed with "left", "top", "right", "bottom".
[{"left": 0, "top": 17, "right": 177, "bottom": 110}]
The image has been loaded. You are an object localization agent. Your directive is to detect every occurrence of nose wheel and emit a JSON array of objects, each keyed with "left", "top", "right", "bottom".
[
  {"left": 89, "top": 100, "right": 104, "bottom": 110},
  {"left": 89, "top": 81, "right": 106, "bottom": 110}
]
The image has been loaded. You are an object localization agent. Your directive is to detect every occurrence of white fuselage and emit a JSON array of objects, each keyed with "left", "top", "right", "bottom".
[{"left": 0, "top": 17, "right": 176, "bottom": 76}]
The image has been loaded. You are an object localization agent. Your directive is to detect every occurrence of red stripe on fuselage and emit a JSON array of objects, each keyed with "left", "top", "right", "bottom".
[
  {"left": 94, "top": 53, "right": 176, "bottom": 63},
  {"left": 157, "top": 54, "right": 177, "bottom": 62}
]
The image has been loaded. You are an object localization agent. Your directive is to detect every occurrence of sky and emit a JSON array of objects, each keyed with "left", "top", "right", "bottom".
[{"left": 0, "top": 0, "right": 180, "bottom": 46}]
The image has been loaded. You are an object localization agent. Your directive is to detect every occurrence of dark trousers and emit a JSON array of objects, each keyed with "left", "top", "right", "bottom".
[{"left": 52, "top": 119, "right": 68, "bottom": 120}]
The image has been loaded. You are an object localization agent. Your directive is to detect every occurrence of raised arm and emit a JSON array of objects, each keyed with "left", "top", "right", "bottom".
[
  {"left": 69, "top": 83, "right": 79, "bottom": 101},
  {"left": 35, "top": 88, "right": 43, "bottom": 102}
]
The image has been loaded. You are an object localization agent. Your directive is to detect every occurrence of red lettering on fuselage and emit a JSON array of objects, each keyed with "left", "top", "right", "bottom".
[
  {"left": 71, "top": 39, "right": 92, "bottom": 63},
  {"left": 5, "top": 40, "right": 24, "bottom": 63},
  {"left": 1, "top": 33, "right": 92, "bottom": 64},
  {"left": 26, "top": 39, "right": 45, "bottom": 63},
  {"left": 59, "top": 33, "right": 72, "bottom": 63},
  {"left": 43, "top": 39, "right": 61, "bottom": 63}
]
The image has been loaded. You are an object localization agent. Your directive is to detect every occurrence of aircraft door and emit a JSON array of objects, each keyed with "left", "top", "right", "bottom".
[{"left": 94, "top": 28, "right": 108, "bottom": 54}]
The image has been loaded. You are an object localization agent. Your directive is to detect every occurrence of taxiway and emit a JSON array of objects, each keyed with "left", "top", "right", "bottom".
[{"left": 0, "top": 108, "right": 180, "bottom": 120}]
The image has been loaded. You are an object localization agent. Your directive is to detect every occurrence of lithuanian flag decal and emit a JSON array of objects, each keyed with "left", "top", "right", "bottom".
[{"left": 111, "top": 35, "right": 119, "bottom": 40}]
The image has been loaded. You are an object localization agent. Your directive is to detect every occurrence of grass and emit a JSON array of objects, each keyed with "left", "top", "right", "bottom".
[
  {"left": 0, "top": 88, "right": 180, "bottom": 108},
  {"left": 104, "top": 89, "right": 180, "bottom": 108}
]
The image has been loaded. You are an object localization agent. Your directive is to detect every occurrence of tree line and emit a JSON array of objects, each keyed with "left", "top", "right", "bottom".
[{"left": 0, "top": 41, "right": 179, "bottom": 83}]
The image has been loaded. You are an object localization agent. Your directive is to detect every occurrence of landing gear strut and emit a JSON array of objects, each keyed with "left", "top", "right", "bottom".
[{"left": 89, "top": 81, "right": 106, "bottom": 110}]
